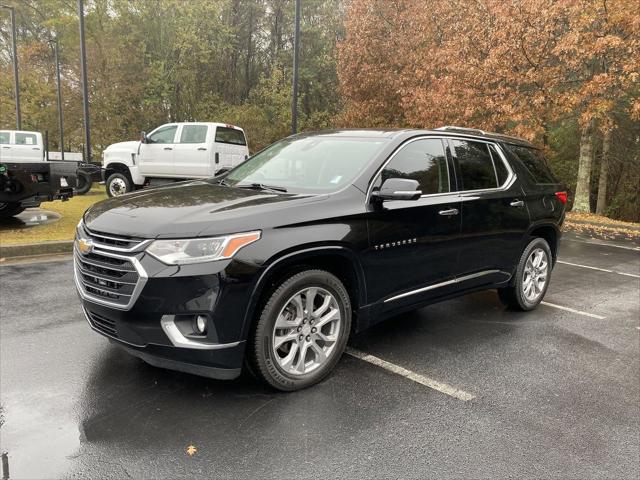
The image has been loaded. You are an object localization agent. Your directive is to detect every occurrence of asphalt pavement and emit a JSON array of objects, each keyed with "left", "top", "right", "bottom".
[{"left": 1, "top": 232, "right": 638, "bottom": 479}]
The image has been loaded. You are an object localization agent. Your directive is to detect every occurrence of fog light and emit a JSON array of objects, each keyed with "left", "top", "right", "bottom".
[{"left": 195, "top": 315, "right": 207, "bottom": 334}]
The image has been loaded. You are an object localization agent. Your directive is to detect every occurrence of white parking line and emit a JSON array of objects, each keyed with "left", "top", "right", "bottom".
[
  {"left": 565, "top": 238, "right": 640, "bottom": 251},
  {"left": 557, "top": 260, "right": 640, "bottom": 279},
  {"left": 345, "top": 347, "right": 475, "bottom": 401},
  {"left": 541, "top": 301, "right": 606, "bottom": 319}
]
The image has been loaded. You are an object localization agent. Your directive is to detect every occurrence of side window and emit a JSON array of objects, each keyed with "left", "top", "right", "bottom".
[
  {"left": 179, "top": 125, "right": 208, "bottom": 143},
  {"left": 15, "top": 133, "right": 37, "bottom": 145},
  {"left": 452, "top": 140, "right": 498, "bottom": 191},
  {"left": 381, "top": 138, "right": 449, "bottom": 195},
  {"left": 0, "top": 132, "right": 10, "bottom": 144},
  {"left": 489, "top": 144, "right": 510, "bottom": 185},
  {"left": 507, "top": 145, "right": 558, "bottom": 184},
  {"left": 215, "top": 127, "right": 246, "bottom": 146},
  {"left": 148, "top": 125, "right": 177, "bottom": 144}
]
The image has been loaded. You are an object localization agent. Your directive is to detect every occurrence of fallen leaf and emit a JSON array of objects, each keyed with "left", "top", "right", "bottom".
[{"left": 186, "top": 445, "right": 197, "bottom": 457}]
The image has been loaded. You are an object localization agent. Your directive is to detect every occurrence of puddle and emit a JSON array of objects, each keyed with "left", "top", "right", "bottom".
[{"left": 0, "top": 209, "right": 61, "bottom": 229}]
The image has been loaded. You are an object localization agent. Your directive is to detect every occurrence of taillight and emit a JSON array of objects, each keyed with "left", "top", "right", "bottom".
[{"left": 555, "top": 191, "right": 568, "bottom": 204}]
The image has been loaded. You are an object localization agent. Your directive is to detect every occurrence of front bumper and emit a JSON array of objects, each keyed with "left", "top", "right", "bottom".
[{"left": 74, "top": 229, "right": 262, "bottom": 380}]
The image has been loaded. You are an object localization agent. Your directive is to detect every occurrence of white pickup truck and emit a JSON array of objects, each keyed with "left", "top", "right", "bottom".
[{"left": 102, "top": 122, "right": 249, "bottom": 197}]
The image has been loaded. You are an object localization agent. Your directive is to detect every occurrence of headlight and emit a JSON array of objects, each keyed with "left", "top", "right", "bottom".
[{"left": 146, "top": 231, "right": 261, "bottom": 265}]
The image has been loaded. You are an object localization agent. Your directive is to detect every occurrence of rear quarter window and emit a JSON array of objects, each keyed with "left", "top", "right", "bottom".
[
  {"left": 215, "top": 127, "right": 246, "bottom": 146},
  {"left": 507, "top": 145, "right": 558, "bottom": 184}
]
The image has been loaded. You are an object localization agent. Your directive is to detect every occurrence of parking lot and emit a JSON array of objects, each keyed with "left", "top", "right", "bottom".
[{"left": 1, "top": 231, "right": 638, "bottom": 479}]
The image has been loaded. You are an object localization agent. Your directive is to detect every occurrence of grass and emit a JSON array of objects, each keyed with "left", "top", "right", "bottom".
[{"left": 0, "top": 185, "right": 107, "bottom": 246}]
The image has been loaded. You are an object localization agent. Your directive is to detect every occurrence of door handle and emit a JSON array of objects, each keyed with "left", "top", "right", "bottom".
[
  {"left": 163, "top": 147, "right": 173, "bottom": 151},
  {"left": 510, "top": 200, "right": 525, "bottom": 207},
  {"left": 438, "top": 208, "right": 459, "bottom": 216},
  {"left": 32, "top": 147, "right": 40, "bottom": 150},
  {"left": 1, "top": 146, "right": 10, "bottom": 149},
  {"left": 197, "top": 147, "right": 207, "bottom": 151}
]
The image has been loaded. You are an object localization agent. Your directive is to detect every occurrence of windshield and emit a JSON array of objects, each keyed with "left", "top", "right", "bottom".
[{"left": 224, "top": 135, "right": 388, "bottom": 193}]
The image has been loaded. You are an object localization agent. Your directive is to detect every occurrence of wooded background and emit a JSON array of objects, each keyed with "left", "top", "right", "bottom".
[{"left": 1, "top": 0, "right": 638, "bottom": 221}]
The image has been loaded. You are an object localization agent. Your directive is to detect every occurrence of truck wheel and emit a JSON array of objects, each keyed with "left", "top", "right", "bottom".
[
  {"left": 75, "top": 171, "right": 93, "bottom": 195},
  {"left": 0, "top": 202, "right": 25, "bottom": 219},
  {"left": 106, "top": 173, "right": 133, "bottom": 197},
  {"left": 248, "top": 269, "right": 352, "bottom": 391}
]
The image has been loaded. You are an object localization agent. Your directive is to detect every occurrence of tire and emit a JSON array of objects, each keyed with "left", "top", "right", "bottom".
[
  {"left": 75, "top": 171, "right": 93, "bottom": 195},
  {"left": 498, "top": 237, "right": 552, "bottom": 311},
  {"left": 106, "top": 172, "right": 133, "bottom": 197},
  {"left": 248, "top": 269, "right": 352, "bottom": 391},
  {"left": 0, "top": 202, "right": 25, "bottom": 219}
]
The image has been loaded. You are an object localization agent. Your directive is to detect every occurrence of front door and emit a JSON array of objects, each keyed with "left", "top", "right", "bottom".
[
  {"left": 364, "top": 137, "right": 462, "bottom": 311},
  {"left": 139, "top": 124, "right": 178, "bottom": 177},
  {"left": 448, "top": 138, "right": 530, "bottom": 287},
  {"left": 173, "top": 124, "right": 211, "bottom": 177}
]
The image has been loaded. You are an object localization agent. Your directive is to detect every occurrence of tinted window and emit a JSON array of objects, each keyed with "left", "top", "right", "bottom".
[
  {"left": 452, "top": 140, "right": 498, "bottom": 190},
  {"left": 381, "top": 139, "right": 449, "bottom": 194},
  {"left": 225, "top": 136, "right": 387, "bottom": 193},
  {"left": 215, "top": 127, "right": 246, "bottom": 146},
  {"left": 489, "top": 144, "right": 510, "bottom": 185},
  {"left": 15, "top": 133, "right": 37, "bottom": 145},
  {"left": 508, "top": 145, "right": 558, "bottom": 184},
  {"left": 149, "top": 125, "right": 177, "bottom": 144},
  {"left": 180, "top": 125, "right": 208, "bottom": 143},
  {"left": 0, "top": 132, "right": 9, "bottom": 144}
]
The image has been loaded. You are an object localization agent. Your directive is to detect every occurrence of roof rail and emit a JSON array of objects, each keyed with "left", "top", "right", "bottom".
[{"left": 435, "top": 125, "right": 487, "bottom": 135}]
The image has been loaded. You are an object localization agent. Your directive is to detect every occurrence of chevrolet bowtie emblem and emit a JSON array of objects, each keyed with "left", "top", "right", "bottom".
[{"left": 77, "top": 238, "right": 94, "bottom": 255}]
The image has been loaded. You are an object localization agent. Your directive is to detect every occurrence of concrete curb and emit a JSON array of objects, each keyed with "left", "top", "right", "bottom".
[{"left": 0, "top": 240, "right": 74, "bottom": 259}]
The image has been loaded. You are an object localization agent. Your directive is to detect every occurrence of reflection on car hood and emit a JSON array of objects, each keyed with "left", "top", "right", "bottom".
[{"left": 83, "top": 180, "right": 325, "bottom": 238}]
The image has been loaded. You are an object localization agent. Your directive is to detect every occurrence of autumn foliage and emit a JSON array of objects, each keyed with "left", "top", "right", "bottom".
[{"left": 338, "top": 0, "right": 640, "bottom": 217}]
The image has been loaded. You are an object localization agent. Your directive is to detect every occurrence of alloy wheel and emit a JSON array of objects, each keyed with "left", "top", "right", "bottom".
[
  {"left": 271, "top": 287, "right": 342, "bottom": 376},
  {"left": 522, "top": 247, "right": 549, "bottom": 302}
]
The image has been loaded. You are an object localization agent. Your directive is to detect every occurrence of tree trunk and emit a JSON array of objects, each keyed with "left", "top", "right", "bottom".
[
  {"left": 572, "top": 119, "right": 595, "bottom": 212},
  {"left": 595, "top": 128, "right": 612, "bottom": 216}
]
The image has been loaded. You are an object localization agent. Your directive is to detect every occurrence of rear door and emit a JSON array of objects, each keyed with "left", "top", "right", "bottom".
[
  {"left": 173, "top": 124, "right": 211, "bottom": 177},
  {"left": 139, "top": 124, "right": 178, "bottom": 177},
  {"left": 365, "top": 137, "right": 462, "bottom": 310},
  {"left": 213, "top": 126, "right": 248, "bottom": 171},
  {"left": 450, "top": 138, "right": 530, "bottom": 286}
]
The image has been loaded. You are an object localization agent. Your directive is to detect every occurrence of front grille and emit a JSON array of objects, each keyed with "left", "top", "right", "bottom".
[
  {"left": 86, "top": 310, "right": 118, "bottom": 338},
  {"left": 82, "top": 226, "right": 146, "bottom": 252},
  {"left": 74, "top": 227, "right": 148, "bottom": 310}
]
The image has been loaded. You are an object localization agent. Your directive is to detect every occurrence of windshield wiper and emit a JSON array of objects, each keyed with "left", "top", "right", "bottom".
[
  {"left": 236, "top": 182, "right": 288, "bottom": 193},
  {"left": 216, "top": 178, "right": 231, "bottom": 187}
]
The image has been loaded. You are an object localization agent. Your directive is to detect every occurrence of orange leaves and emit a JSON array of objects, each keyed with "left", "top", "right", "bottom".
[{"left": 338, "top": 0, "right": 640, "bottom": 142}]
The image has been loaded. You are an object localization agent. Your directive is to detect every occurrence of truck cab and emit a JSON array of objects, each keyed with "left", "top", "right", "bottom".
[
  {"left": 102, "top": 122, "right": 249, "bottom": 197},
  {"left": 0, "top": 130, "right": 45, "bottom": 162}
]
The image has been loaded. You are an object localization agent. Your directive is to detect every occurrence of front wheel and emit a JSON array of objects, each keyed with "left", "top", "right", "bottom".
[
  {"left": 106, "top": 172, "right": 133, "bottom": 197},
  {"left": 498, "top": 237, "right": 552, "bottom": 311},
  {"left": 248, "top": 269, "right": 352, "bottom": 391}
]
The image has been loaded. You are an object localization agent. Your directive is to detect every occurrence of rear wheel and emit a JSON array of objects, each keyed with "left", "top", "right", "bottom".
[
  {"left": 0, "top": 202, "right": 25, "bottom": 219},
  {"left": 75, "top": 170, "right": 93, "bottom": 195},
  {"left": 248, "top": 269, "right": 351, "bottom": 391},
  {"left": 106, "top": 172, "right": 133, "bottom": 197},
  {"left": 498, "top": 237, "right": 552, "bottom": 311}
]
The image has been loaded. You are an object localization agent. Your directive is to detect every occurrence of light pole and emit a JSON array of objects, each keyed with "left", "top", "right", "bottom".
[
  {"left": 291, "top": 0, "right": 300, "bottom": 134},
  {"left": 78, "top": 0, "right": 91, "bottom": 162},
  {"left": 51, "top": 38, "right": 64, "bottom": 160},
  {"left": 1, "top": 4, "right": 21, "bottom": 129}
]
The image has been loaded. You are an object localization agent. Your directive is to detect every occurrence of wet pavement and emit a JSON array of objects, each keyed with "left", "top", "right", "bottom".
[{"left": 0, "top": 232, "right": 638, "bottom": 479}]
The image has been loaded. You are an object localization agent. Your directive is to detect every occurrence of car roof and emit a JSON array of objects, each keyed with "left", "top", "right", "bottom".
[{"left": 296, "top": 127, "right": 537, "bottom": 148}]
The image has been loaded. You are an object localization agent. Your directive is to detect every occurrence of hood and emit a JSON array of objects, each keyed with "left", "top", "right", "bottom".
[
  {"left": 104, "top": 140, "right": 139, "bottom": 153},
  {"left": 83, "top": 180, "right": 327, "bottom": 238}
]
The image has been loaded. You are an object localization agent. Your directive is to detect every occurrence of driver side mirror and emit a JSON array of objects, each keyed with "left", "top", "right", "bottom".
[
  {"left": 371, "top": 178, "right": 422, "bottom": 201},
  {"left": 140, "top": 131, "right": 148, "bottom": 143}
]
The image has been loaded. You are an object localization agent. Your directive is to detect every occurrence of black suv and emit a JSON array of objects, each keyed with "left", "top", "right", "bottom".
[{"left": 75, "top": 127, "right": 566, "bottom": 391}]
